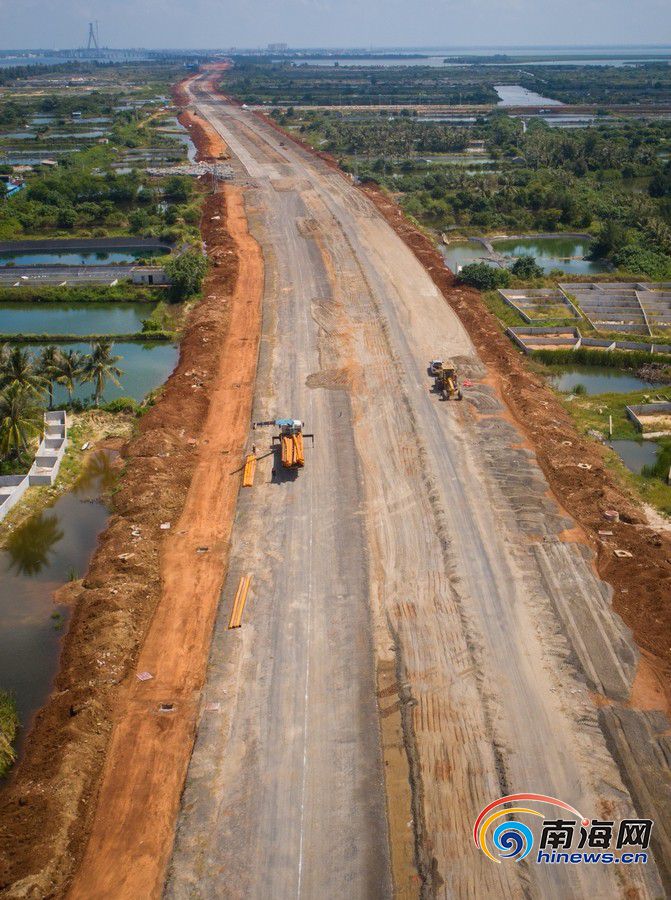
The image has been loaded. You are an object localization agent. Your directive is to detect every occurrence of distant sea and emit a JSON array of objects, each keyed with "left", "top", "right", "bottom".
[{"left": 1, "top": 45, "right": 671, "bottom": 69}]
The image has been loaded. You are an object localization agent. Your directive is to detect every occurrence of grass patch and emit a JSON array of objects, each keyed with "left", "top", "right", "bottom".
[
  {"left": 532, "top": 347, "right": 671, "bottom": 370},
  {"left": 0, "top": 690, "right": 19, "bottom": 778},
  {"left": 482, "top": 290, "right": 579, "bottom": 330},
  {"left": 0, "top": 285, "right": 162, "bottom": 304},
  {"left": 2, "top": 332, "right": 174, "bottom": 343}
]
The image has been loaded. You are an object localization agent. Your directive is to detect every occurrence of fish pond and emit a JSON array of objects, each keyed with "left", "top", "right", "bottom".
[
  {"left": 441, "top": 235, "right": 610, "bottom": 275},
  {"left": 0, "top": 302, "right": 154, "bottom": 336},
  {"left": 0, "top": 247, "right": 167, "bottom": 267},
  {"left": 0, "top": 450, "right": 114, "bottom": 753},
  {"left": 607, "top": 440, "right": 660, "bottom": 475},
  {"left": 546, "top": 366, "right": 662, "bottom": 395},
  {"left": 40, "top": 341, "right": 179, "bottom": 404}
]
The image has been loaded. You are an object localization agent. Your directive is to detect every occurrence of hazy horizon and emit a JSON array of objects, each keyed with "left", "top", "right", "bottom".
[{"left": 0, "top": 0, "right": 670, "bottom": 53}]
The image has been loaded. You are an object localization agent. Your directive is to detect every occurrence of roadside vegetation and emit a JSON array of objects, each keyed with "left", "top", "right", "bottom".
[
  {"left": 0, "top": 341, "right": 131, "bottom": 474},
  {"left": 263, "top": 102, "right": 671, "bottom": 279}
]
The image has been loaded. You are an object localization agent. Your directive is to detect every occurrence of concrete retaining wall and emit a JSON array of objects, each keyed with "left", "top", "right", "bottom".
[
  {"left": 626, "top": 402, "right": 671, "bottom": 434},
  {"left": 0, "top": 410, "right": 68, "bottom": 521}
]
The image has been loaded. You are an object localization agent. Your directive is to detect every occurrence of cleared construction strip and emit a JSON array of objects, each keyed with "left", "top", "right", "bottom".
[
  {"left": 228, "top": 574, "right": 252, "bottom": 629},
  {"left": 66, "top": 185, "right": 264, "bottom": 900}
]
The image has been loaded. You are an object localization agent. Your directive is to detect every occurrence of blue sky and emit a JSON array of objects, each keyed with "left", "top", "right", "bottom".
[{"left": 1, "top": 0, "right": 670, "bottom": 50}]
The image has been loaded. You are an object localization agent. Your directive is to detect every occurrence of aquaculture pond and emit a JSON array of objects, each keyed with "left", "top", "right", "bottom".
[
  {"left": 0, "top": 302, "right": 155, "bottom": 336},
  {"left": 607, "top": 440, "right": 660, "bottom": 475},
  {"left": 493, "top": 237, "right": 610, "bottom": 275},
  {"left": 441, "top": 236, "right": 610, "bottom": 275},
  {"left": 45, "top": 341, "right": 179, "bottom": 404},
  {"left": 441, "top": 241, "right": 495, "bottom": 273},
  {"left": 0, "top": 450, "right": 114, "bottom": 754},
  {"left": 547, "top": 366, "right": 662, "bottom": 395},
  {"left": 494, "top": 84, "right": 562, "bottom": 107},
  {"left": 0, "top": 247, "right": 166, "bottom": 267}
]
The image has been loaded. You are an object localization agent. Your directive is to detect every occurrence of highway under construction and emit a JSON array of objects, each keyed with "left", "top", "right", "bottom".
[{"left": 154, "top": 74, "right": 670, "bottom": 898}]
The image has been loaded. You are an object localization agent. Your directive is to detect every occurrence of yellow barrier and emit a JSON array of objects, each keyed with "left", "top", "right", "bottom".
[
  {"left": 228, "top": 574, "right": 252, "bottom": 629},
  {"left": 242, "top": 453, "right": 257, "bottom": 486}
]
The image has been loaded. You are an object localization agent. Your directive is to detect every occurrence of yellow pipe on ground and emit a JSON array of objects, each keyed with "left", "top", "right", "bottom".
[
  {"left": 242, "top": 453, "right": 256, "bottom": 486},
  {"left": 228, "top": 574, "right": 252, "bottom": 629}
]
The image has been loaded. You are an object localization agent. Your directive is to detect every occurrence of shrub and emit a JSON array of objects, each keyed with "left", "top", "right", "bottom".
[
  {"left": 510, "top": 254, "right": 543, "bottom": 280},
  {"left": 102, "top": 396, "right": 139, "bottom": 414},
  {"left": 457, "top": 262, "right": 511, "bottom": 290},
  {"left": 165, "top": 250, "right": 208, "bottom": 300}
]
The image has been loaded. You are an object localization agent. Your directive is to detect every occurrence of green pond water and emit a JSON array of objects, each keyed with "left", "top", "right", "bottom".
[
  {"left": 442, "top": 236, "right": 610, "bottom": 275},
  {"left": 0, "top": 302, "right": 154, "bottom": 336},
  {"left": 0, "top": 451, "right": 114, "bottom": 752},
  {"left": 607, "top": 440, "right": 660, "bottom": 475},
  {"left": 493, "top": 237, "right": 611, "bottom": 275},
  {"left": 547, "top": 366, "right": 661, "bottom": 395},
  {"left": 23, "top": 341, "right": 179, "bottom": 404},
  {"left": 0, "top": 248, "right": 165, "bottom": 267}
]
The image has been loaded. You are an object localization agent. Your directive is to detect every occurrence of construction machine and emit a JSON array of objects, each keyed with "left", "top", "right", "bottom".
[
  {"left": 272, "top": 419, "right": 314, "bottom": 469},
  {"left": 433, "top": 360, "right": 463, "bottom": 401}
]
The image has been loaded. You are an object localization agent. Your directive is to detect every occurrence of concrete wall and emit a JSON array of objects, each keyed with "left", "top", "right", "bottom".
[{"left": 0, "top": 411, "right": 68, "bottom": 521}]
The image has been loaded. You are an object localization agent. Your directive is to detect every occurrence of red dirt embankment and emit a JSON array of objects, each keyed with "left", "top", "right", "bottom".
[
  {"left": 362, "top": 184, "right": 671, "bottom": 691},
  {"left": 0, "top": 88, "right": 261, "bottom": 898},
  {"left": 172, "top": 76, "right": 229, "bottom": 159}
]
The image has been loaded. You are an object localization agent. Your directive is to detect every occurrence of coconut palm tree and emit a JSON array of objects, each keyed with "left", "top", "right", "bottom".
[
  {"left": 53, "top": 348, "right": 84, "bottom": 406},
  {"left": 81, "top": 341, "right": 123, "bottom": 407},
  {"left": 0, "top": 384, "right": 43, "bottom": 462},
  {"left": 37, "top": 344, "right": 60, "bottom": 409},
  {"left": 0, "top": 346, "right": 47, "bottom": 398}
]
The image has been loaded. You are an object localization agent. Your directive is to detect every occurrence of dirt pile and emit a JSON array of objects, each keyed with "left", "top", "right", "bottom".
[
  {"left": 0, "top": 124, "right": 242, "bottom": 898},
  {"left": 362, "top": 183, "right": 671, "bottom": 682}
]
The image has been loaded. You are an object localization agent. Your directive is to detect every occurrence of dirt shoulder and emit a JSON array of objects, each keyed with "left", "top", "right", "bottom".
[
  {"left": 67, "top": 183, "right": 262, "bottom": 900},
  {"left": 361, "top": 183, "right": 671, "bottom": 693},
  {"left": 0, "top": 93, "right": 261, "bottom": 897}
]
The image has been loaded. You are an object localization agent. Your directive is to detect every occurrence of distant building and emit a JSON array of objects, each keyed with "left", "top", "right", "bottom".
[
  {"left": 0, "top": 175, "right": 25, "bottom": 200},
  {"left": 131, "top": 266, "right": 170, "bottom": 286},
  {"left": 267, "top": 42, "right": 288, "bottom": 52}
]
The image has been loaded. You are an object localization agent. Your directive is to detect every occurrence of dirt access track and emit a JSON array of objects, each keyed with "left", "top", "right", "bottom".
[
  {"left": 0, "top": 135, "right": 263, "bottom": 895},
  {"left": 164, "top": 71, "right": 671, "bottom": 898}
]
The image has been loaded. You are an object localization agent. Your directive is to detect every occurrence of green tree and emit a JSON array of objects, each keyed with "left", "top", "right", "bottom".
[
  {"left": 53, "top": 349, "right": 84, "bottom": 404},
  {"left": 510, "top": 254, "right": 543, "bottom": 280},
  {"left": 457, "top": 262, "right": 511, "bottom": 290},
  {"left": 0, "top": 384, "right": 43, "bottom": 461},
  {"left": 81, "top": 341, "right": 123, "bottom": 407},
  {"left": 37, "top": 345, "right": 60, "bottom": 409},
  {"left": 0, "top": 346, "right": 46, "bottom": 397},
  {"left": 165, "top": 250, "right": 208, "bottom": 300}
]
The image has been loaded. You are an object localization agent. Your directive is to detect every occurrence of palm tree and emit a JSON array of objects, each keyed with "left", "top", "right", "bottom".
[
  {"left": 53, "top": 348, "right": 84, "bottom": 406},
  {"left": 38, "top": 344, "right": 60, "bottom": 409},
  {"left": 81, "top": 341, "right": 123, "bottom": 407},
  {"left": 0, "top": 346, "right": 47, "bottom": 398},
  {"left": 0, "top": 384, "right": 43, "bottom": 462}
]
